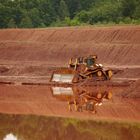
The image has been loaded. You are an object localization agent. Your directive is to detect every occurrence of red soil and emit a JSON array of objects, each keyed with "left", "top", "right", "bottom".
[
  {"left": 0, "top": 26, "right": 139, "bottom": 83},
  {"left": 0, "top": 26, "right": 140, "bottom": 66},
  {"left": 0, "top": 26, "right": 139, "bottom": 121}
]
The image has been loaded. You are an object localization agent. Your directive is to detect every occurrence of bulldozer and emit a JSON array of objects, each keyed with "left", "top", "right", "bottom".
[{"left": 50, "top": 55, "right": 112, "bottom": 83}]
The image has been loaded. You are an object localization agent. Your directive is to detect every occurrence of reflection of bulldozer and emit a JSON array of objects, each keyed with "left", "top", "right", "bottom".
[
  {"left": 51, "top": 86, "right": 112, "bottom": 114},
  {"left": 68, "top": 88, "right": 112, "bottom": 113},
  {"left": 50, "top": 55, "right": 112, "bottom": 83}
]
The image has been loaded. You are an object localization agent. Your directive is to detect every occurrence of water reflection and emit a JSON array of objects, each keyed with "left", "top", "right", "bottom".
[
  {"left": 51, "top": 86, "right": 112, "bottom": 114},
  {"left": 3, "top": 133, "right": 18, "bottom": 140}
]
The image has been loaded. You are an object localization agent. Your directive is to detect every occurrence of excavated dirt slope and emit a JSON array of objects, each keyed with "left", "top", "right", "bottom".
[{"left": 0, "top": 26, "right": 140, "bottom": 66}]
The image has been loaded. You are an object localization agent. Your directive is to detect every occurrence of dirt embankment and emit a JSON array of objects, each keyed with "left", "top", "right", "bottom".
[{"left": 0, "top": 26, "right": 140, "bottom": 66}]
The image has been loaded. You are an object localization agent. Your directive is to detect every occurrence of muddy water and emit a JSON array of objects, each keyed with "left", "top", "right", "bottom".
[
  {"left": 51, "top": 86, "right": 112, "bottom": 114},
  {"left": 0, "top": 84, "right": 140, "bottom": 121},
  {"left": 0, "top": 113, "right": 140, "bottom": 140}
]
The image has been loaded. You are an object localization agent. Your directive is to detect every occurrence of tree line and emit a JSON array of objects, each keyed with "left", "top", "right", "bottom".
[{"left": 0, "top": 0, "right": 140, "bottom": 28}]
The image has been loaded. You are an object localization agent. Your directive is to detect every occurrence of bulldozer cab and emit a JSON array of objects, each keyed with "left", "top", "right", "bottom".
[
  {"left": 85, "top": 58, "right": 94, "bottom": 67},
  {"left": 84, "top": 56, "right": 96, "bottom": 67},
  {"left": 69, "top": 55, "right": 97, "bottom": 67}
]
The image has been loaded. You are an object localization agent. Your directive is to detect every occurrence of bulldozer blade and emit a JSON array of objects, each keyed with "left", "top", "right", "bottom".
[
  {"left": 51, "top": 73, "right": 74, "bottom": 83},
  {"left": 52, "top": 87, "right": 73, "bottom": 95}
]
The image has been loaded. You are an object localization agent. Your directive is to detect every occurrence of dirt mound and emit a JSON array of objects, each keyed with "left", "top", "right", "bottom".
[{"left": 0, "top": 26, "right": 140, "bottom": 66}]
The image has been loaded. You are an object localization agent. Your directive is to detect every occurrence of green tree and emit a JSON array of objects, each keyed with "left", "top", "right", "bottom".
[
  {"left": 76, "top": 0, "right": 122, "bottom": 24},
  {"left": 39, "top": 23, "right": 46, "bottom": 28},
  {"left": 19, "top": 16, "right": 33, "bottom": 28},
  {"left": 7, "top": 18, "right": 16, "bottom": 28},
  {"left": 133, "top": 0, "right": 140, "bottom": 19},
  {"left": 28, "top": 8, "right": 42, "bottom": 27},
  {"left": 65, "top": 0, "right": 81, "bottom": 18},
  {"left": 0, "top": 0, "right": 140, "bottom": 28},
  {"left": 0, "top": 3, "right": 12, "bottom": 28},
  {"left": 59, "top": 0, "right": 69, "bottom": 20},
  {"left": 39, "top": 0, "right": 56, "bottom": 26},
  {"left": 121, "top": 0, "right": 137, "bottom": 18},
  {"left": 76, "top": 10, "right": 91, "bottom": 23}
]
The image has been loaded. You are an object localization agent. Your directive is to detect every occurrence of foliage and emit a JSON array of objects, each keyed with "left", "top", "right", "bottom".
[
  {"left": 121, "top": 0, "right": 137, "bottom": 18},
  {"left": 7, "top": 18, "right": 16, "bottom": 28},
  {"left": 19, "top": 16, "right": 33, "bottom": 28},
  {"left": 59, "top": 0, "right": 69, "bottom": 20},
  {"left": 0, "top": 0, "right": 140, "bottom": 28}
]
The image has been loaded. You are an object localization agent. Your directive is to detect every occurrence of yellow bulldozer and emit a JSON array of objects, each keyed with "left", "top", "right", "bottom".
[{"left": 50, "top": 55, "right": 113, "bottom": 83}]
